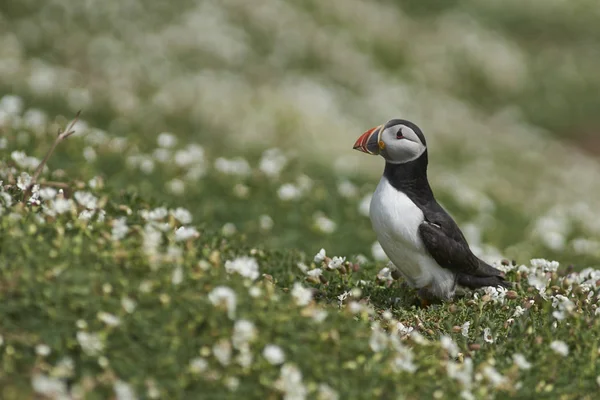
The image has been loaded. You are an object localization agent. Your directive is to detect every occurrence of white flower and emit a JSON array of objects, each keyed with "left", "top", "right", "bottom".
[
  {"left": 337, "top": 180, "right": 357, "bottom": 198},
  {"left": 259, "top": 214, "right": 274, "bottom": 230},
  {"left": 1, "top": 95, "right": 23, "bottom": 115},
  {"left": 372, "top": 242, "right": 388, "bottom": 261},
  {"left": 259, "top": 148, "right": 288, "bottom": 178},
  {"left": 35, "top": 344, "right": 51, "bottom": 357},
  {"left": 76, "top": 331, "right": 104, "bottom": 355},
  {"left": 17, "top": 172, "right": 32, "bottom": 190},
  {"left": 276, "top": 364, "right": 307, "bottom": 400},
  {"left": 98, "top": 312, "right": 121, "bottom": 327},
  {"left": 232, "top": 320, "right": 257, "bottom": 349},
  {"left": 391, "top": 346, "right": 417, "bottom": 373},
  {"left": 225, "top": 377, "right": 240, "bottom": 391},
  {"left": 447, "top": 358, "right": 473, "bottom": 389},
  {"left": 172, "top": 266, "right": 184, "bottom": 285},
  {"left": 157, "top": 132, "right": 177, "bottom": 148},
  {"left": 51, "top": 198, "right": 73, "bottom": 215},
  {"left": 208, "top": 286, "right": 237, "bottom": 319},
  {"left": 11, "top": 151, "right": 40, "bottom": 170},
  {"left": 263, "top": 344, "right": 286, "bottom": 365},
  {"left": 31, "top": 374, "right": 68, "bottom": 399},
  {"left": 327, "top": 256, "right": 345, "bottom": 270},
  {"left": 377, "top": 267, "right": 393, "bottom": 282},
  {"left": 175, "top": 144, "right": 205, "bottom": 168},
  {"left": 174, "top": 226, "right": 199, "bottom": 242},
  {"left": 482, "top": 365, "right": 506, "bottom": 387},
  {"left": 225, "top": 256, "right": 260, "bottom": 280},
  {"left": 513, "top": 306, "right": 525, "bottom": 317},
  {"left": 483, "top": 328, "right": 494, "bottom": 343},
  {"left": 292, "top": 283, "right": 313, "bottom": 306},
  {"left": 482, "top": 286, "right": 507, "bottom": 304},
  {"left": 167, "top": 179, "right": 185, "bottom": 195},
  {"left": 213, "top": 339, "right": 232, "bottom": 366},
  {"left": 222, "top": 223, "right": 237, "bottom": 236},
  {"left": 306, "top": 268, "right": 323, "bottom": 280},
  {"left": 461, "top": 321, "right": 470, "bottom": 338},
  {"left": 512, "top": 353, "right": 531, "bottom": 370},
  {"left": 440, "top": 335, "right": 459, "bottom": 357},
  {"left": 314, "top": 249, "right": 327, "bottom": 264},
  {"left": 530, "top": 259, "right": 560, "bottom": 272},
  {"left": 317, "top": 383, "right": 339, "bottom": 400},
  {"left": 114, "top": 380, "right": 138, "bottom": 400},
  {"left": 189, "top": 357, "right": 208, "bottom": 373},
  {"left": 170, "top": 207, "right": 192, "bottom": 224},
  {"left": 369, "top": 325, "right": 388, "bottom": 352},
  {"left": 314, "top": 214, "right": 337, "bottom": 234},
  {"left": 140, "top": 207, "right": 168, "bottom": 221},
  {"left": 214, "top": 157, "right": 251, "bottom": 176},
  {"left": 78, "top": 210, "right": 95, "bottom": 221},
  {"left": 277, "top": 184, "right": 301, "bottom": 201},
  {"left": 396, "top": 322, "right": 414, "bottom": 337},
  {"left": 121, "top": 297, "right": 137, "bottom": 313},
  {"left": 83, "top": 146, "right": 97, "bottom": 161},
  {"left": 112, "top": 218, "right": 129, "bottom": 241},
  {"left": 550, "top": 340, "right": 569, "bottom": 357}
]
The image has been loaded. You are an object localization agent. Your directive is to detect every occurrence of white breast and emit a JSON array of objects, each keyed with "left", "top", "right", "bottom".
[{"left": 369, "top": 177, "right": 455, "bottom": 298}]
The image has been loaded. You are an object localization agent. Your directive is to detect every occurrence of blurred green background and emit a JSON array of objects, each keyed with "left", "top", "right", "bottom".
[{"left": 2, "top": 0, "right": 600, "bottom": 267}]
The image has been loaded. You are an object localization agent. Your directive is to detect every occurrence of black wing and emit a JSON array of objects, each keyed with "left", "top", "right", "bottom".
[{"left": 417, "top": 204, "right": 504, "bottom": 278}]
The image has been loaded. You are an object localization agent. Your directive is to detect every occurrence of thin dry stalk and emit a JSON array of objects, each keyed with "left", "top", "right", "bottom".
[{"left": 23, "top": 111, "right": 81, "bottom": 200}]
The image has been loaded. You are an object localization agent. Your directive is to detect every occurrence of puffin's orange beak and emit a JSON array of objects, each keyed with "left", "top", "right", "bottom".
[{"left": 353, "top": 124, "right": 384, "bottom": 155}]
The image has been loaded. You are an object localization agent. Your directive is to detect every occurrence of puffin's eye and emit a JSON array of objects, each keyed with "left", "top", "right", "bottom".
[{"left": 396, "top": 128, "right": 404, "bottom": 139}]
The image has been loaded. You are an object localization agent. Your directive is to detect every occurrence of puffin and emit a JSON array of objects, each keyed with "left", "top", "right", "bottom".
[{"left": 353, "top": 119, "right": 509, "bottom": 302}]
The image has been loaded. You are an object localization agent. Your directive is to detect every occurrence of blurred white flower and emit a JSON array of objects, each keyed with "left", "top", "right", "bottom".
[
  {"left": 222, "top": 223, "right": 237, "bottom": 236},
  {"left": 225, "top": 256, "right": 260, "bottom": 280},
  {"left": 512, "top": 353, "right": 531, "bottom": 370},
  {"left": 513, "top": 306, "right": 525, "bottom": 317},
  {"left": 83, "top": 146, "right": 97, "bottom": 161},
  {"left": 98, "top": 312, "right": 121, "bottom": 327},
  {"left": 314, "top": 214, "right": 337, "bottom": 234},
  {"left": 170, "top": 207, "right": 193, "bottom": 224},
  {"left": 307, "top": 268, "right": 323, "bottom": 278},
  {"left": 213, "top": 339, "right": 232, "bottom": 366},
  {"left": 76, "top": 331, "right": 104, "bottom": 355},
  {"left": 369, "top": 324, "right": 388, "bottom": 352},
  {"left": 0, "top": 95, "right": 23, "bottom": 115},
  {"left": 291, "top": 282, "right": 312, "bottom": 306},
  {"left": 17, "top": 172, "right": 32, "bottom": 190},
  {"left": 157, "top": 132, "right": 178, "bottom": 148},
  {"left": 111, "top": 217, "right": 129, "bottom": 241},
  {"left": 74, "top": 191, "right": 98, "bottom": 209},
  {"left": 377, "top": 267, "right": 393, "bottom": 282},
  {"left": 275, "top": 364, "right": 307, "bottom": 400},
  {"left": 337, "top": 180, "right": 358, "bottom": 198},
  {"left": 317, "top": 383, "right": 339, "bottom": 400},
  {"left": 189, "top": 357, "right": 208, "bottom": 373},
  {"left": 440, "top": 335, "right": 459, "bottom": 357},
  {"left": 51, "top": 199, "right": 73, "bottom": 215},
  {"left": 32, "top": 374, "right": 68, "bottom": 399},
  {"left": 208, "top": 286, "right": 237, "bottom": 319},
  {"left": 174, "top": 226, "right": 199, "bottom": 241},
  {"left": 121, "top": 296, "right": 137, "bottom": 314},
  {"left": 114, "top": 380, "right": 138, "bottom": 400},
  {"left": 447, "top": 358, "right": 473, "bottom": 389},
  {"left": 314, "top": 248, "right": 326, "bottom": 263},
  {"left": 530, "top": 259, "right": 560, "bottom": 272},
  {"left": 215, "top": 157, "right": 251, "bottom": 176},
  {"left": 550, "top": 340, "right": 569, "bottom": 357},
  {"left": 233, "top": 183, "right": 249, "bottom": 198},
  {"left": 232, "top": 320, "right": 257, "bottom": 349},
  {"left": 259, "top": 214, "right": 274, "bottom": 230},
  {"left": 35, "top": 344, "right": 51, "bottom": 357},
  {"left": 11, "top": 151, "right": 40, "bottom": 170},
  {"left": 175, "top": 144, "right": 205, "bottom": 168},
  {"left": 482, "top": 365, "right": 506, "bottom": 387},
  {"left": 278, "top": 183, "right": 301, "bottom": 201},
  {"left": 263, "top": 344, "right": 286, "bottom": 365},
  {"left": 141, "top": 207, "right": 168, "bottom": 221},
  {"left": 259, "top": 148, "right": 288, "bottom": 178},
  {"left": 39, "top": 187, "right": 57, "bottom": 200}
]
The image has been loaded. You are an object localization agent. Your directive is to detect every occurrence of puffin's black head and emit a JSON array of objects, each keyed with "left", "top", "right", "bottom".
[{"left": 353, "top": 119, "right": 427, "bottom": 164}]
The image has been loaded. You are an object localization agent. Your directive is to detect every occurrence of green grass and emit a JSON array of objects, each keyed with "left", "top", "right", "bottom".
[{"left": 1, "top": 118, "right": 600, "bottom": 399}]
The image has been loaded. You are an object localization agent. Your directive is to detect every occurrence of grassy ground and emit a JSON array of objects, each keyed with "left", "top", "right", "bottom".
[{"left": 2, "top": 0, "right": 600, "bottom": 399}]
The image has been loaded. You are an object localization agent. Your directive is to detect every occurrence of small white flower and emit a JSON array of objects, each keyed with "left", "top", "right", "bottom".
[
  {"left": 76, "top": 331, "right": 104, "bottom": 355},
  {"left": 277, "top": 183, "right": 301, "bottom": 201},
  {"left": 314, "top": 249, "right": 326, "bottom": 264},
  {"left": 440, "top": 335, "right": 459, "bottom": 357},
  {"left": 369, "top": 325, "right": 388, "bottom": 353},
  {"left": 98, "top": 312, "right": 121, "bottom": 327},
  {"left": 214, "top": 157, "right": 251, "bottom": 176},
  {"left": 550, "top": 340, "right": 569, "bottom": 357},
  {"left": 225, "top": 256, "right": 260, "bottom": 280},
  {"left": 276, "top": 364, "right": 307, "bottom": 400},
  {"left": 51, "top": 198, "right": 73, "bottom": 215},
  {"left": 307, "top": 268, "right": 323, "bottom": 278},
  {"left": 317, "top": 383, "right": 339, "bottom": 400},
  {"left": 483, "top": 328, "right": 494, "bottom": 343},
  {"left": 141, "top": 207, "right": 168, "bottom": 221},
  {"left": 233, "top": 183, "right": 249, "bottom": 198},
  {"left": 377, "top": 267, "right": 393, "bottom": 282},
  {"left": 292, "top": 282, "right": 313, "bottom": 306},
  {"left": 189, "top": 357, "right": 208, "bottom": 373},
  {"left": 396, "top": 322, "right": 414, "bottom": 336},
  {"left": 222, "top": 223, "right": 237, "bottom": 236},
  {"left": 114, "top": 380, "right": 138, "bottom": 400},
  {"left": 170, "top": 207, "right": 192, "bottom": 224},
  {"left": 213, "top": 339, "right": 232, "bottom": 366},
  {"left": 31, "top": 374, "right": 68, "bottom": 398},
  {"left": 263, "top": 344, "right": 286, "bottom": 365},
  {"left": 337, "top": 180, "right": 357, "bottom": 198},
  {"left": 512, "top": 353, "right": 531, "bottom": 370},
  {"left": 513, "top": 306, "right": 525, "bottom": 317},
  {"left": 208, "top": 286, "right": 237, "bottom": 319},
  {"left": 259, "top": 148, "right": 288, "bottom": 178},
  {"left": 482, "top": 365, "right": 506, "bottom": 387},
  {"left": 259, "top": 214, "right": 274, "bottom": 230},
  {"left": 172, "top": 266, "right": 184, "bottom": 285},
  {"left": 121, "top": 297, "right": 137, "bottom": 313},
  {"left": 314, "top": 214, "right": 337, "bottom": 234},
  {"left": 461, "top": 321, "right": 471, "bottom": 338},
  {"left": 232, "top": 320, "right": 257, "bottom": 349},
  {"left": 157, "top": 132, "right": 177, "bottom": 148},
  {"left": 174, "top": 226, "right": 199, "bottom": 241},
  {"left": 35, "top": 344, "right": 51, "bottom": 357},
  {"left": 327, "top": 256, "right": 345, "bottom": 270},
  {"left": 112, "top": 217, "right": 129, "bottom": 241},
  {"left": 225, "top": 376, "right": 240, "bottom": 391}
]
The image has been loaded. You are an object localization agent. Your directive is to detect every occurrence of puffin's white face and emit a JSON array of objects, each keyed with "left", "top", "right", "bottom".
[{"left": 353, "top": 120, "right": 427, "bottom": 164}]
